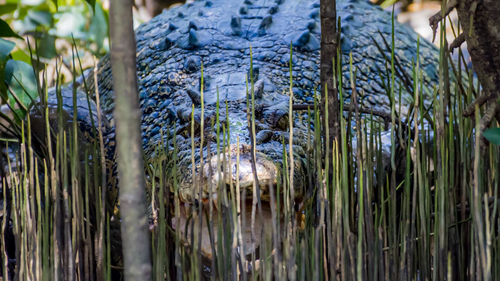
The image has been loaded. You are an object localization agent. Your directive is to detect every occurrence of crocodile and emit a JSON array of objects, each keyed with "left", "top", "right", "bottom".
[
  {"left": 83, "top": 0, "right": 441, "bottom": 206},
  {"left": 31, "top": 0, "right": 442, "bottom": 211},
  {"left": 0, "top": 0, "right": 449, "bottom": 276}
]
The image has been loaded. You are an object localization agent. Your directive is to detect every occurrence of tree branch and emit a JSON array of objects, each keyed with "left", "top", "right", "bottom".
[{"left": 109, "top": 0, "right": 152, "bottom": 279}]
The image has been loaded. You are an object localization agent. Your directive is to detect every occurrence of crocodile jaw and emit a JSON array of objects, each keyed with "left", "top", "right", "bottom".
[{"left": 204, "top": 149, "right": 278, "bottom": 191}]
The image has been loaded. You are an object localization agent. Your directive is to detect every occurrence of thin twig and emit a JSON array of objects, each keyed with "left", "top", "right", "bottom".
[
  {"left": 463, "top": 93, "right": 498, "bottom": 117},
  {"left": 450, "top": 33, "right": 466, "bottom": 53},
  {"left": 292, "top": 103, "right": 405, "bottom": 131},
  {"left": 429, "top": 0, "right": 458, "bottom": 42}
]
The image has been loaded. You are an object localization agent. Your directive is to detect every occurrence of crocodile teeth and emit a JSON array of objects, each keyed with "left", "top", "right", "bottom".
[
  {"left": 230, "top": 16, "right": 242, "bottom": 35},
  {"left": 212, "top": 193, "right": 219, "bottom": 211}
]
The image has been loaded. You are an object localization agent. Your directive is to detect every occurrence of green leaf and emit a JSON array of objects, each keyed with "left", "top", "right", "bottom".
[
  {"left": 10, "top": 48, "right": 32, "bottom": 65},
  {"left": 21, "top": 0, "right": 45, "bottom": 6},
  {"left": 51, "top": 6, "right": 87, "bottom": 38},
  {"left": 0, "top": 3, "right": 17, "bottom": 16},
  {"left": 380, "top": 0, "right": 398, "bottom": 9},
  {"left": 86, "top": 0, "right": 96, "bottom": 14},
  {"left": 0, "top": 38, "right": 15, "bottom": 100},
  {"left": 89, "top": 2, "right": 108, "bottom": 51},
  {"left": 15, "top": 9, "right": 53, "bottom": 34},
  {"left": 0, "top": 38, "right": 16, "bottom": 62},
  {"left": 484, "top": 128, "right": 500, "bottom": 146},
  {"left": 27, "top": 10, "right": 53, "bottom": 26},
  {"left": 0, "top": 63, "right": 7, "bottom": 102},
  {"left": 0, "top": 18, "right": 23, "bottom": 39},
  {"left": 4, "top": 59, "right": 38, "bottom": 110},
  {"left": 37, "top": 34, "right": 57, "bottom": 59}
]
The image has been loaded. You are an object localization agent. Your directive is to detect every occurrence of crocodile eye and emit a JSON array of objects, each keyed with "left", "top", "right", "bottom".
[
  {"left": 270, "top": 109, "right": 289, "bottom": 130},
  {"left": 176, "top": 119, "right": 202, "bottom": 139},
  {"left": 275, "top": 115, "right": 288, "bottom": 130},
  {"left": 176, "top": 112, "right": 216, "bottom": 139},
  {"left": 175, "top": 109, "right": 202, "bottom": 138}
]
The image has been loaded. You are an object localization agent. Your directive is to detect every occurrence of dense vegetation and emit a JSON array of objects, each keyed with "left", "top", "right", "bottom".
[{"left": 1, "top": 0, "right": 500, "bottom": 280}]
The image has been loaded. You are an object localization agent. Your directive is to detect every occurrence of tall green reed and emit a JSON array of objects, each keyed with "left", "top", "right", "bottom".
[{"left": 2, "top": 7, "right": 500, "bottom": 281}]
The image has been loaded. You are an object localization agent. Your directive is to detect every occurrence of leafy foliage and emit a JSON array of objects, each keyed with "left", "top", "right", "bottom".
[
  {"left": 0, "top": 19, "right": 37, "bottom": 120},
  {"left": 86, "top": 0, "right": 97, "bottom": 13},
  {"left": 0, "top": 0, "right": 110, "bottom": 119},
  {"left": 4, "top": 60, "right": 38, "bottom": 107},
  {"left": 482, "top": 101, "right": 500, "bottom": 146},
  {"left": 2, "top": 0, "right": 109, "bottom": 60},
  {"left": 0, "top": 18, "right": 23, "bottom": 39},
  {"left": 484, "top": 128, "right": 500, "bottom": 146}
]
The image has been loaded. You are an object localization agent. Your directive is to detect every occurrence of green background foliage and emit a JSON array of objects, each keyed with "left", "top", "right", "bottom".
[{"left": 1, "top": 0, "right": 110, "bottom": 119}]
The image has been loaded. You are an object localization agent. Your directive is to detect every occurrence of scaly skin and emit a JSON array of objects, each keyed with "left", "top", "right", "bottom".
[{"left": 79, "top": 0, "right": 441, "bottom": 204}]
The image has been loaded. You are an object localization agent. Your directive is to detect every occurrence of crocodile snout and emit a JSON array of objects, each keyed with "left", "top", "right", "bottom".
[
  {"left": 204, "top": 145, "right": 278, "bottom": 192},
  {"left": 177, "top": 142, "right": 307, "bottom": 204}
]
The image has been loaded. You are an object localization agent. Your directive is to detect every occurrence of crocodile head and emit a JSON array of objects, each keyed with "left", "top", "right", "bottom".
[
  {"left": 165, "top": 67, "right": 312, "bottom": 204},
  {"left": 86, "top": 0, "right": 440, "bottom": 205}
]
